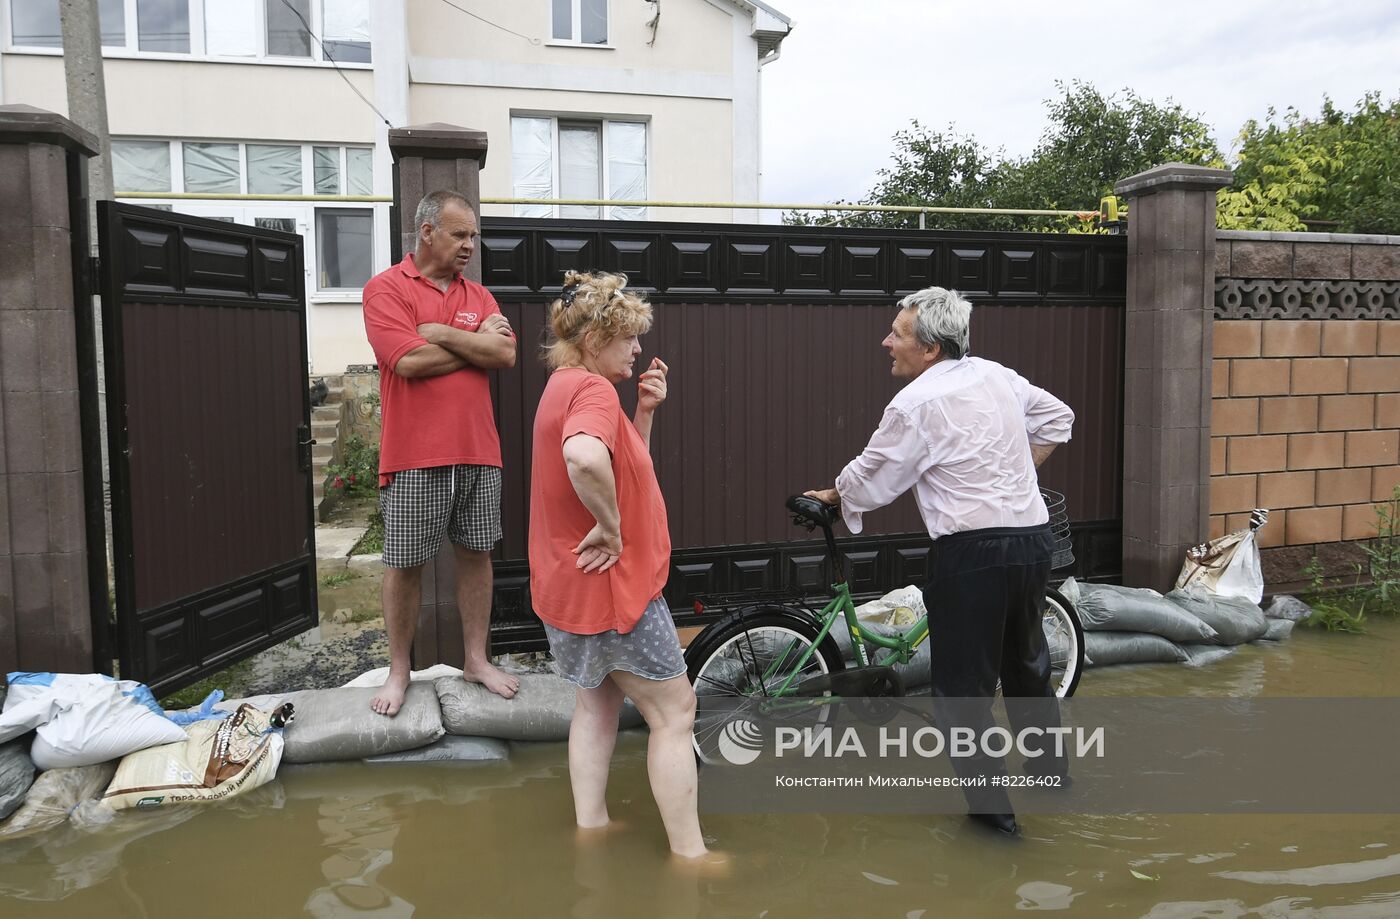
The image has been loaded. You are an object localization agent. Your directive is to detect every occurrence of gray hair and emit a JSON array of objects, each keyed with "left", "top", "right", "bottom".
[
  {"left": 414, "top": 190, "right": 472, "bottom": 231},
  {"left": 898, "top": 286, "right": 971, "bottom": 360}
]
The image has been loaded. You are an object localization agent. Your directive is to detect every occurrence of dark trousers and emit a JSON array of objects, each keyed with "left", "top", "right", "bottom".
[{"left": 922, "top": 524, "right": 1065, "bottom": 814}]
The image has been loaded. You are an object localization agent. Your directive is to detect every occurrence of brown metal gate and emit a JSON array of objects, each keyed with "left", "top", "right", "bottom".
[{"left": 97, "top": 202, "right": 317, "bottom": 694}]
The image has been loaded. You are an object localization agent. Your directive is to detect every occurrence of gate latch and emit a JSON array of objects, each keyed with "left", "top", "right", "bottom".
[{"left": 297, "top": 424, "right": 315, "bottom": 472}]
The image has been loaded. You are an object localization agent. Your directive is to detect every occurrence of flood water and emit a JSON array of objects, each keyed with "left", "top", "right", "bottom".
[{"left": 5, "top": 619, "right": 1400, "bottom": 918}]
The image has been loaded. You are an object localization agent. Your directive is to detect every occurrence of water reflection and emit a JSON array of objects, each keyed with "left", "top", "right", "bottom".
[{"left": 305, "top": 792, "right": 413, "bottom": 918}]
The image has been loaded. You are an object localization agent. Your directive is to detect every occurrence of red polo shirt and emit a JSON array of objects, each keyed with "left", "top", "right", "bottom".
[{"left": 363, "top": 254, "right": 506, "bottom": 480}]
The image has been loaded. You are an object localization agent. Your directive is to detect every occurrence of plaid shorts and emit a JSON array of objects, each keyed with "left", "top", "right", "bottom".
[{"left": 379, "top": 465, "right": 503, "bottom": 568}]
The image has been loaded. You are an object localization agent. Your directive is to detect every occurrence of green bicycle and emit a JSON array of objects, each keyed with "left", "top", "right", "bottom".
[{"left": 685, "top": 493, "right": 1085, "bottom": 760}]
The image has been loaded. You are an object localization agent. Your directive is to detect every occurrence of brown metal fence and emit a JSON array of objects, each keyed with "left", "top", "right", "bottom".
[{"left": 476, "top": 218, "right": 1126, "bottom": 649}]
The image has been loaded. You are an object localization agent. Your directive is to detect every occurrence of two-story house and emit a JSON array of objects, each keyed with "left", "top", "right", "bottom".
[{"left": 0, "top": 0, "right": 792, "bottom": 371}]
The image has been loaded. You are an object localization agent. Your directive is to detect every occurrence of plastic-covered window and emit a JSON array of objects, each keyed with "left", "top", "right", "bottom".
[
  {"left": 112, "top": 141, "right": 172, "bottom": 192},
  {"left": 247, "top": 145, "right": 303, "bottom": 194},
  {"left": 559, "top": 123, "right": 601, "bottom": 219},
  {"left": 206, "top": 0, "right": 257, "bottom": 56},
  {"left": 607, "top": 122, "right": 646, "bottom": 220},
  {"left": 183, "top": 143, "right": 241, "bottom": 193},
  {"left": 313, "top": 146, "right": 340, "bottom": 195},
  {"left": 323, "top": 0, "right": 371, "bottom": 62},
  {"left": 345, "top": 148, "right": 373, "bottom": 195},
  {"left": 510, "top": 117, "right": 553, "bottom": 218}
]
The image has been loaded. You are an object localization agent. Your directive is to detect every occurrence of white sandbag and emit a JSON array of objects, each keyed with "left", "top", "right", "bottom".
[
  {"left": 0, "top": 673, "right": 186, "bottom": 770},
  {"left": 1260, "top": 619, "right": 1295, "bottom": 641},
  {"left": 1265, "top": 595, "right": 1313, "bottom": 622},
  {"left": 342, "top": 664, "right": 468, "bottom": 689},
  {"left": 102, "top": 703, "right": 287, "bottom": 811},
  {"left": 1166, "top": 587, "right": 1269, "bottom": 646},
  {"left": 364, "top": 734, "right": 509, "bottom": 764},
  {"left": 852, "top": 585, "right": 926, "bottom": 627},
  {"left": 1176, "top": 510, "right": 1268, "bottom": 604},
  {"left": 436, "top": 672, "right": 642, "bottom": 741},
  {"left": 0, "top": 738, "right": 35, "bottom": 821},
  {"left": 1075, "top": 584, "right": 1219, "bottom": 643},
  {"left": 233, "top": 685, "right": 444, "bottom": 763},
  {"left": 1083, "top": 631, "right": 1187, "bottom": 666},
  {"left": 0, "top": 761, "right": 117, "bottom": 840}
]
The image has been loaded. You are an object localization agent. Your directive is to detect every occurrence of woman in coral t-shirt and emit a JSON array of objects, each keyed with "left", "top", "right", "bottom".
[{"left": 529, "top": 270, "right": 719, "bottom": 865}]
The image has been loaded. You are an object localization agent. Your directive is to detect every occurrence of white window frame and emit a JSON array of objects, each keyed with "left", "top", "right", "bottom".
[
  {"left": 512, "top": 114, "right": 648, "bottom": 220},
  {"left": 547, "top": 0, "right": 611, "bottom": 48},
  {"left": 0, "top": 0, "right": 371, "bottom": 67}
]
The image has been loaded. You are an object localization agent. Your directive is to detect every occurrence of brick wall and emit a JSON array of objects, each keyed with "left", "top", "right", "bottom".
[{"left": 1210, "top": 231, "right": 1400, "bottom": 583}]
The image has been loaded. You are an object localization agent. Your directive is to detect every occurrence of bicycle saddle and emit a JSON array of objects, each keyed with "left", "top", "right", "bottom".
[{"left": 786, "top": 494, "right": 840, "bottom": 529}]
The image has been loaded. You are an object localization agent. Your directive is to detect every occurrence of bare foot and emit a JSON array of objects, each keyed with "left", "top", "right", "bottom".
[
  {"left": 370, "top": 672, "right": 410, "bottom": 716},
  {"left": 575, "top": 818, "right": 627, "bottom": 842},
  {"left": 463, "top": 661, "right": 520, "bottom": 699},
  {"left": 669, "top": 849, "right": 732, "bottom": 877}
]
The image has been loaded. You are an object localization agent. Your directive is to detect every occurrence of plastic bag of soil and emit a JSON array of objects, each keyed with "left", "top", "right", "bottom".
[
  {"left": 364, "top": 734, "right": 509, "bottom": 765},
  {"left": 1176, "top": 510, "right": 1268, "bottom": 604},
  {"left": 1075, "top": 583, "right": 1219, "bottom": 643},
  {"left": 435, "top": 672, "right": 642, "bottom": 742},
  {"left": 0, "top": 761, "right": 117, "bottom": 840},
  {"left": 1265, "top": 595, "right": 1313, "bottom": 622},
  {"left": 1166, "top": 586, "right": 1269, "bottom": 646},
  {"left": 218, "top": 685, "right": 445, "bottom": 763},
  {"left": 0, "top": 738, "right": 35, "bottom": 821},
  {"left": 1260, "top": 619, "right": 1295, "bottom": 642},
  {"left": 1083, "top": 631, "right": 1187, "bottom": 666},
  {"left": 830, "top": 618, "right": 931, "bottom": 692}
]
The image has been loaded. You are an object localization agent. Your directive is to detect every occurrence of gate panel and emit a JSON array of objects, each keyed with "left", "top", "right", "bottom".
[{"left": 99, "top": 203, "right": 316, "bottom": 694}]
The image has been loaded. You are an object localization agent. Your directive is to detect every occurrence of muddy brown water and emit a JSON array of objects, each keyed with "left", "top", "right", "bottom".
[{"left": 4, "top": 619, "right": 1400, "bottom": 918}]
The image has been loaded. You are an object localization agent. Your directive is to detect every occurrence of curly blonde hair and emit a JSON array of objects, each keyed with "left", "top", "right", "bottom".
[{"left": 543, "top": 270, "right": 653, "bottom": 370}]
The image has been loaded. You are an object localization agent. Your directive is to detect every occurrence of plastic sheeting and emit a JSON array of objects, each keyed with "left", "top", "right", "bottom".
[
  {"left": 183, "top": 142, "right": 240, "bottom": 193},
  {"left": 346, "top": 147, "right": 373, "bottom": 195},
  {"left": 510, "top": 117, "right": 553, "bottom": 218},
  {"left": 559, "top": 124, "right": 602, "bottom": 219},
  {"left": 323, "top": 0, "right": 370, "bottom": 43},
  {"left": 205, "top": 0, "right": 257, "bottom": 56},
  {"left": 313, "top": 145, "right": 340, "bottom": 195},
  {"left": 111, "top": 140, "right": 171, "bottom": 192},
  {"left": 247, "top": 144, "right": 302, "bottom": 194},
  {"left": 607, "top": 121, "right": 647, "bottom": 220}
]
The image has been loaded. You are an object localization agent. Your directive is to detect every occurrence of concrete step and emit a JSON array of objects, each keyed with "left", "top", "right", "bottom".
[
  {"left": 312, "top": 443, "right": 335, "bottom": 462},
  {"left": 324, "top": 386, "right": 346, "bottom": 405},
  {"left": 312, "top": 404, "right": 344, "bottom": 423},
  {"left": 311, "top": 421, "right": 340, "bottom": 440}
]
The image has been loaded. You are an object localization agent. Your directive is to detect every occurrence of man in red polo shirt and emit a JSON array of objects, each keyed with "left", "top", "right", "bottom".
[{"left": 362, "top": 190, "right": 519, "bottom": 715}]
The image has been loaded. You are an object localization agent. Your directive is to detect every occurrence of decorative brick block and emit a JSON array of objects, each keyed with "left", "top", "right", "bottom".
[
  {"left": 1285, "top": 506, "right": 1343, "bottom": 545},
  {"left": 1315, "top": 467, "right": 1371, "bottom": 506},
  {"left": 1378, "top": 394, "right": 1400, "bottom": 428},
  {"left": 1262, "top": 320, "right": 1321, "bottom": 357},
  {"left": 1231, "top": 240, "right": 1292, "bottom": 277},
  {"left": 1290, "top": 357, "right": 1349, "bottom": 394},
  {"left": 1321, "top": 320, "right": 1378, "bottom": 356},
  {"left": 1213, "top": 360, "right": 1230, "bottom": 397},
  {"left": 1211, "top": 474, "right": 1258, "bottom": 514},
  {"left": 1351, "top": 245, "right": 1400, "bottom": 280},
  {"left": 1231, "top": 359, "right": 1290, "bottom": 397},
  {"left": 1256, "top": 470, "right": 1315, "bottom": 509},
  {"left": 1211, "top": 437, "right": 1227, "bottom": 475},
  {"left": 1347, "top": 356, "right": 1400, "bottom": 392},
  {"left": 1226, "top": 435, "right": 1289, "bottom": 474},
  {"left": 1345, "top": 430, "right": 1399, "bottom": 467},
  {"left": 1379, "top": 321, "right": 1400, "bottom": 355},
  {"left": 1318, "top": 394, "right": 1375, "bottom": 431},
  {"left": 1213, "top": 321, "right": 1261, "bottom": 358},
  {"left": 1374, "top": 465, "right": 1400, "bottom": 501},
  {"left": 1342, "top": 503, "right": 1380, "bottom": 540},
  {"left": 1293, "top": 242, "right": 1351, "bottom": 279},
  {"left": 1258, "top": 396, "right": 1318, "bottom": 434},
  {"left": 1211, "top": 398, "right": 1259, "bottom": 436},
  {"left": 1287, "top": 432, "right": 1345, "bottom": 470}
]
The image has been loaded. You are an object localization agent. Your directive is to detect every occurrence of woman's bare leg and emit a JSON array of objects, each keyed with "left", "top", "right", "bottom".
[{"left": 569, "top": 676, "right": 625, "bottom": 828}]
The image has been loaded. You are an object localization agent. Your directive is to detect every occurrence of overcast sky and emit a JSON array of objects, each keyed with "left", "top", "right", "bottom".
[{"left": 758, "top": 0, "right": 1400, "bottom": 213}]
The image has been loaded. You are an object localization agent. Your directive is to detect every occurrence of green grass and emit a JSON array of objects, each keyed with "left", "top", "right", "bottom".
[
  {"left": 352, "top": 509, "right": 384, "bottom": 556},
  {"left": 159, "top": 657, "right": 255, "bottom": 710},
  {"left": 320, "top": 571, "right": 354, "bottom": 589}
]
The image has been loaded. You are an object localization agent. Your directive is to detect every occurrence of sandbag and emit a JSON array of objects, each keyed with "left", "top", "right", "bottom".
[
  {"left": 852, "top": 585, "right": 926, "bottom": 627},
  {"left": 1181, "top": 643, "right": 1237, "bottom": 668},
  {"left": 1075, "top": 583, "right": 1219, "bottom": 643},
  {"left": 1083, "top": 631, "right": 1187, "bottom": 666},
  {"left": 830, "top": 618, "right": 930, "bottom": 691},
  {"left": 1261, "top": 619, "right": 1295, "bottom": 642},
  {"left": 1176, "top": 511, "right": 1268, "bottom": 604},
  {"left": 364, "top": 734, "right": 509, "bottom": 765},
  {"left": 217, "top": 684, "right": 445, "bottom": 763},
  {"left": 102, "top": 703, "right": 287, "bottom": 811},
  {"left": 436, "top": 672, "right": 642, "bottom": 741},
  {"left": 1166, "top": 587, "right": 1269, "bottom": 646},
  {"left": 0, "top": 673, "right": 186, "bottom": 770},
  {"left": 1265, "top": 595, "right": 1313, "bottom": 623},
  {"left": 0, "top": 738, "right": 35, "bottom": 821},
  {"left": 0, "top": 761, "right": 117, "bottom": 840}
]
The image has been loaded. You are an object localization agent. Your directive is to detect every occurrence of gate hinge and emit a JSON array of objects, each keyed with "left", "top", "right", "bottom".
[{"left": 88, "top": 255, "right": 101, "bottom": 285}]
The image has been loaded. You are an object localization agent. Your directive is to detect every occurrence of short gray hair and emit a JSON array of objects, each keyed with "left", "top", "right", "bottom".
[
  {"left": 898, "top": 286, "right": 971, "bottom": 360},
  {"left": 414, "top": 190, "right": 472, "bottom": 231}
]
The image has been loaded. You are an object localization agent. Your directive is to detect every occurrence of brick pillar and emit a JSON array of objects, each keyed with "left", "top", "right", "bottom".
[
  {"left": 387, "top": 123, "right": 489, "bottom": 668},
  {"left": 1115, "top": 163, "right": 1233, "bottom": 591},
  {"left": 0, "top": 105, "right": 99, "bottom": 673}
]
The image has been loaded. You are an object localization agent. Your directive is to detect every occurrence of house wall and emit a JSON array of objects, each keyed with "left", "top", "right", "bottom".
[{"left": 1209, "top": 231, "right": 1400, "bottom": 585}]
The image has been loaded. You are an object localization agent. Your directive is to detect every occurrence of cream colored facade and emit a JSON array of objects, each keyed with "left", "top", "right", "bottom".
[{"left": 0, "top": 0, "right": 791, "bottom": 372}]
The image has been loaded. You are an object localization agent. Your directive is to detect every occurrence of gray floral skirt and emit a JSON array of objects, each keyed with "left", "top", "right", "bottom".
[{"left": 543, "top": 597, "right": 687, "bottom": 689}]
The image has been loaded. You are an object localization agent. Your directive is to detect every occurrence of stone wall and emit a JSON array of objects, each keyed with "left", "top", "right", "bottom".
[{"left": 1210, "top": 231, "right": 1400, "bottom": 586}]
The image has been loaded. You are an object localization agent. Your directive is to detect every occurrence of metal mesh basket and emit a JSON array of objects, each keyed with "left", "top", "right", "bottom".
[{"left": 1039, "top": 487, "right": 1075, "bottom": 572}]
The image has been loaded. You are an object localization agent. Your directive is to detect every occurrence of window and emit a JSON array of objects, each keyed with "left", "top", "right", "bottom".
[
  {"left": 510, "top": 116, "right": 646, "bottom": 219},
  {"left": 246, "top": 144, "right": 302, "bottom": 194},
  {"left": 7, "top": 0, "right": 369, "bottom": 62},
  {"left": 111, "top": 140, "right": 172, "bottom": 192},
  {"left": 316, "top": 208, "right": 373, "bottom": 290},
  {"left": 551, "top": 0, "right": 607, "bottom": 44},
  {"left": 112, "top": 139, "right": 371, "bottom": 197},
  {"left": 182, "top": 142, "right": 240, "bottom": 193}
]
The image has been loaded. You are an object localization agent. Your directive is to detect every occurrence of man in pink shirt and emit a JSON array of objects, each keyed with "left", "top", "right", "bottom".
[
  {"left": 362, "top": 190, "right": 519, "bottom": 715},
  {"left": 808, "top": 286, "right": 1074, "bottom": 836}
]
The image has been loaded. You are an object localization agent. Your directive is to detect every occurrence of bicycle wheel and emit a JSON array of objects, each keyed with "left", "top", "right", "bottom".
[
  {"left": 1042, "top": 586, "right": 1084, "bottom": 698},
  {"left": 686, "top": 608, "right": 845, "bottom": 762}
]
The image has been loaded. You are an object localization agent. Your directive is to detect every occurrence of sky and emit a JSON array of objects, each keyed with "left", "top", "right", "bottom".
[{"left": 758, "top": 0, "right": 1400, "bottom": 212}]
